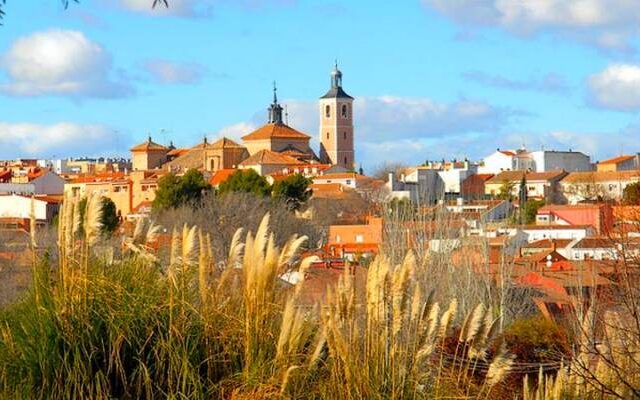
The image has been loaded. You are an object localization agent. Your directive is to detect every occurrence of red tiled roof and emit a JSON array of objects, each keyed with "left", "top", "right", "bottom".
[
  {"left": 239, "top": 150, "right": 301, "bottom": 166},
  {"left": 487, "top": 170, "right": 567, "bottom": 183},
  {"left": 130, "top": 138, "right": 169, "bottom": 152},
  {"left": 562, "top": 170, "right": 640, "bottom": 183},
  {"left": 500, "top": 150, "right": 516, "bottom": 156},
  {"left": 167, "top": 148, "right": 189, "bottom": 157},
  {"left": 210, "top": 169, "right": 236, "bottom": 186},
  {"left": 599, "top": 155, "right": 635, "bottom": 165},
  {"left": 241, "top": 123, "right": 311, "bottom": 141}
]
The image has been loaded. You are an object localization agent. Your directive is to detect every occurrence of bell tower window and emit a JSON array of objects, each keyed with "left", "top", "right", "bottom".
[
  {"left": 326, "top": 132, "right": 330, "bottom": 140},
  {"left": 341, "top": 104, "right": 348, "bottom": 118},
  {"left": 325, "top": 105, "right": 331, "bottom": 118}
]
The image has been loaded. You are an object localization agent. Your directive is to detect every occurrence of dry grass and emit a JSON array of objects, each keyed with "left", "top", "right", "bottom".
[{"left": 0, "top": 197, "right": 528, "bottom": 399}]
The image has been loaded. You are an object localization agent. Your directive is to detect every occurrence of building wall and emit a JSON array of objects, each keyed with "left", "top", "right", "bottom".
[
  {"left": 132, "top": 151, "right": 166, "bottom": 171},
  {"left": 319, "top": 98, "right": 354, "bottom": 169},
  {"left": 32, "top": 172, "right": 65, "bottom": 195},
  {"left": 478, "top": 151, "right": 513, "bottom": 174},
  {"left": 531, "top": 151, "right": 591, "bottom": 173},
  {"left": 560, "top": 178, "right": 640, "bottom": 204},
  {"left": 0, "top": 195, "right": 48, "bottom": 220}
]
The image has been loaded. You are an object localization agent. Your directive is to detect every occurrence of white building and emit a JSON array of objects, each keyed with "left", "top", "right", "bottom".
[
  {"left": 480, "top": 148, "right": 591, "bottom": 174},
  {"left": 478, "top": 150, "right": 516, "bottom": 175},
  {"left": 496, "top": 225, "right": 594, "bottom": 242},
  {"left": 0, "top": 194, "right": 60, "bottom": 223},
  {"left": 386, "top": 168, "right": 445, "bottom": 203},
  {"left": 0, "top": 171, "right": 65, "bottom": 196}
]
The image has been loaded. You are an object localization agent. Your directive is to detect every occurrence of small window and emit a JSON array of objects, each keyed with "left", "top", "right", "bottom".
[
  {"left": 325, "top": 105, "right": 331, "bottom": 118},
  {"left": 341, "top": 104, "right": 348, "bottom": 118},
  {"left": 355, "top": 234, "right": 364, "bottom": 243},
  {"left": 346, "top": 180, "right": 352, "bottom": 185},
  {"left": 326, "top": 132, "right": 330, "bottom": 140},
  {"left": 343, "top": 131, "right": 347, "bottom": 140},
  {"left": 336, "top": 235, "right": 341, "bottom": 243},
  {"left": 344, "top": 157, "right": 348, "bottom": 165}
]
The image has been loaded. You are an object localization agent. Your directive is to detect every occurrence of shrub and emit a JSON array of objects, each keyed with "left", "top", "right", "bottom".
[{"left": 499, "top": 317, "right": 571, "bottom": 364}]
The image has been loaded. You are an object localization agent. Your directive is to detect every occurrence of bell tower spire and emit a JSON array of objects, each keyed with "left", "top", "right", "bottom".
[
  {"left": 267, "top": 81, "right": 284, "bottom": 125},
  {"left": 319, "top": 63, "right": 354, "bottom": 169}
]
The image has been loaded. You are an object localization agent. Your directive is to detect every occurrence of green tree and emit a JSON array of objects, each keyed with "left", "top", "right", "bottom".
[
  {"left": 153, "top": 169, "right": 211, "bottom": 210},
  {"left": 100, "top": 197, "right": 120, "bottom": 235},
  {"left": 77, "top": 196, "right": 120, "bottom": 236},
  {"left": 497, "top": 180, "right": 515, "bottom": 201},
  {"left": 218, "top": 169, "right": 271, "bottom": 197},
  {"left": 623, "top": 182, "right": 640, "bottom": 205},
  {"left": 523, "top": 199, "right": 545, "bottom": 225},
  {"left": 272, "top": 174, "right": 312, "bottom": 210}
]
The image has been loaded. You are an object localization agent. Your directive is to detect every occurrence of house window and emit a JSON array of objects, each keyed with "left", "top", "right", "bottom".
[
  {"left": 325, "top": 105, "right": 331, "bottom": 118},
  {"left": 346, "top": 180, "right": 352, "bottom": 185},
  {"left": 341, "top": 104, "right": 348, "bottom": 118},
  {"left": 609, "top": 184, "right": 615, "bottom": 191},
  {"left": 141, "top": 185, "right": 148, "bottom": 192},
  {"left": 114, "top": 186, "right": 121, "bottom": 193},
  {"left": 336, "top": 235, "right": 341, "bottom": 243},
  {"left": 355, "top": 234, "right": 364, "bottom": 243}
]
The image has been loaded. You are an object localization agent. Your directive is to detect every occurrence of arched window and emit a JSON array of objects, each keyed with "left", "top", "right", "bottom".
[
  {"left": 325, "top": 105, "right": 331, "bottom": 118},
  {"left": 341, "top": 104, "right": 348, "bottom": 118}
]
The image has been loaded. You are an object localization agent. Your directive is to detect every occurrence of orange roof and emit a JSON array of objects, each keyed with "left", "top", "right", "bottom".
[
  {"left": 599, "top": 155, "right": 635, "bottom": 165},
  {"left": 130, "top": 138, "right": 169, "bottom": 152},
  {"left": 70, "top": 172, "right": 127, "bottom": 184},
  {"left": 487, "top": 170, "right": 567, "bottom": 183},
  {"left": 241, "top": 123, "right": 311, "bottom": 141},
  {"left": 499, "top": 150, "right": 516, "bottom": 156},
  {"left": 239, "top": 150, "right": 301, "bottom": 166},
  {"left": 167, "top": 148, "right": 189, "bottom": 157},
  {"left": 210, "top": 169, "right": 236, "bottom": 186},
  {"left": 562, "top": 170, "right": 640, "bottom": 183}
]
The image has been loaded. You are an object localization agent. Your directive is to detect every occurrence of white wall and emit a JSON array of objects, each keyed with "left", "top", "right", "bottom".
[
  {"left": 0, "top": 195, "right": 47, "bottom": 220},
  {"left": 479, "top": 151, "right": 514, "bottom": 174}
]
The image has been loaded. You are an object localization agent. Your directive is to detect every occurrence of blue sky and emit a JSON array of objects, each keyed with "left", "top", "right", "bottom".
[{"left": 1, "top": 0, "right": 639, "bottom": 170}]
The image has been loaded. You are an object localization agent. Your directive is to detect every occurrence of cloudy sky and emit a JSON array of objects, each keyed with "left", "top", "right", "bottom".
[{"left": 1, "top": 0, "right": 639, "bottom": 169}]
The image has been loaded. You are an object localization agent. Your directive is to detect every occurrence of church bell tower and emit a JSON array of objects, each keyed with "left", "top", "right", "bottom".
[{"left": 319, "top": 63, "right": 354, "bottom": 169}]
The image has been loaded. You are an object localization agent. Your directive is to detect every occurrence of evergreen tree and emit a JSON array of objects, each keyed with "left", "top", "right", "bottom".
[
  {"left": 218, "top": 169, "right": 271, "bottom": 197},
  {"left": 623, "top": 182, "right": 640, "bottom": 205},
  {"left": 272, "top": 174, "right": 312, "bottom": 210},
  {"left": 153, "top": 169, "right": 211, "bottom": 210}
]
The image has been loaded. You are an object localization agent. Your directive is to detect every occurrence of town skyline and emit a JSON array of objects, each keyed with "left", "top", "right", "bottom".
[{"left": 1, "top": 1, "right": 640, "bottom": 167}]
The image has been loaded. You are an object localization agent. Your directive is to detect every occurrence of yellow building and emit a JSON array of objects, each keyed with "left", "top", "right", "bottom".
[{"left": 130, "top": 137, "right": 169, "bottom": 171}]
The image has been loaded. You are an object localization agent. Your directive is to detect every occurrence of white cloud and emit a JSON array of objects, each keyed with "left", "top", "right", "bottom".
[
  {"left": 423, "top": 0, "right": 640, "bottom": 50},
  {"left": 0, "top": 30, "right": 132, "bottom": 98},
  {"left": 0, "top": 122, "right": 129, "bottom": 158},
  {"left": 143, "top": 59, "right": 206, "bottom": 84},
  {"left": 215, "top": 95, "right": 513, "bottom": 166},
  {"left": 588, "top": 64, "right": 640, "bottom": 111},
  {"left": 212, "top": 121, "right": 258, "bottom": 142}
]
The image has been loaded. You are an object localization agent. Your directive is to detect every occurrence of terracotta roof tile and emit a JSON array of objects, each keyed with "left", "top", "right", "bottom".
[
  {"left": 130, "top": 138, "right": 169, "bottom": 152},
  {"left": 239, "top": 150, "right": 301, "bottom": 166},
  {"left": 210, "top": 169, "right": 236, "bottom": 186},
  {"left": 561, "top": 170, "right": 640, "bottom": 183},
  {"left": 487, "top": 170, "right": 567, "bottom": 183},
  {"left": 241, "top": 123, "right": 311, "bottom": 141},
  {"left": 599, "top": 155, "right": 635, "bottom": 165}
]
